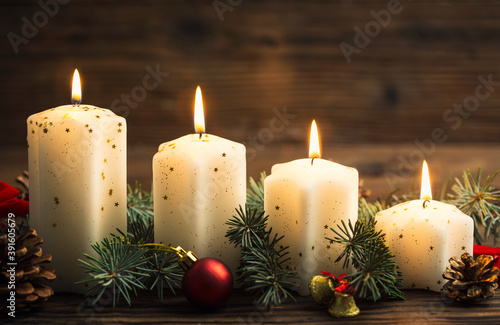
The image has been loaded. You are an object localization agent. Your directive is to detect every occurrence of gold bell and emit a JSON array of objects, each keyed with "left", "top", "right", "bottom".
[
  {"left": 309, "top": 275, "right": 338, "bottom": 305},
  {"left": 328, "top": 291, "right": 360, "bottom": 318}
]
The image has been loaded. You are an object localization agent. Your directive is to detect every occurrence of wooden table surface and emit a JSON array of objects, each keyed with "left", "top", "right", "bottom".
[{"left": 2, "top": 289, "right": 500, "bottom": 324}]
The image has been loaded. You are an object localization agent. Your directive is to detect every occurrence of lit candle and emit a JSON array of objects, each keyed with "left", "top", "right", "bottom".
[
  {"left": 264, "top": 120, "right": 359, "bottom": 295},
  {"left": 376, "top": 161, "right": 474, "bottom": 291},
  {"left": 27, "top": 70, "right": 127, "bottom": 293},
  {"left": 153, "top": 86, "right": 246, "bottom": 272}
]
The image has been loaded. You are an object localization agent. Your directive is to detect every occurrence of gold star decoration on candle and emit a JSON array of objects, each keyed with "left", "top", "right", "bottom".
[
  {"left": 399, "top": 234, "right": 403, "bottom": 239},
  {"left": 163, "top": 195, "right": 168, "bottom": 200},
  {"left": 118, "top": 122, "right": 122, "bottom": 127},
  {"left": 29, "top": 120, "right": 32, "bottom": 124},
  {"left": 31, "top": 130, "right": 35, "bottom": 134},
  {"left": 437, "top": 280, "right": 442, "bottom": 285},
  {"left": 43, "top": 128, "right": 48, "bottom": 133},
  {"left": 65, "top": 128, "right": 70, "bottom": 133},
  {"left": 85, "top": 124, "right": 89, "bottom": 128},
  {"left": 169, "top": 167, "right": 174, "bottom": 172},
  {"left": 96, "top": 115, "right": 100, "bottom": 118},
  {"left": 430, "top": 246, "right": 434, "bottom": 251},
  {"left": 112, "top": 144, "right": 116, "bottom": 149},
  {"left": 107, "top": 139, "right": 111, "bottom": 143},
  {"left": 52, "top": 222, "right": 57, "bottom": 228},
  {"left": 326, "top": 245, "right": 331, "bottom": 249},
  {"left": 275, "top": 205, "right": 280, "bottom": 210},
  {"left": 221, "top": 153, "right": 226, "bottom": 157},
  {"left": 114, "top": 202, "right": 119, "bottom": 207},
  {"left": 462, "top": 246, "right": 466, "bottom": 250},
  {"left": 324, "top": 225, "right": 328, "bottom": 229},
  {"left": 299, "top": 253, "right": 302, "bottom": 257},
  {"left": 101, "top": 172, "right": 105, "bottom": 180},
  {"left": 89, "top": 128, "right": 93, "bottom": 133},
  {"left": 214, "top": 168, "right": 218, "bottom": 172},
  {"left": 108, "top": 189, "right": 113, "bottom": 196},
  {"left": 118, "top": 129, "right": 122, "bottom": 133},
  {"left": 54, "top": 197, "right": 59, "bottom": 205},
  {"left": 101, "top": 206, "right": 104, "bottom": 211}
]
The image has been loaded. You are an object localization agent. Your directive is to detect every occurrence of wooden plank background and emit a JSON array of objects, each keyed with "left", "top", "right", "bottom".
[
  {"left": 2, "top": 289, "right": 500, "bottom": 324},
  {"left": 0, "top": 0, "right": 499, "bottom": 197},
  {"left": 1, "top": 0, "right": 500, "bottom": 149}
]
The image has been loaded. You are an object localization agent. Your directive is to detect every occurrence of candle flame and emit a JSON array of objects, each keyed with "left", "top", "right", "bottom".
[
  {"left": 194, "top": 86, "right": 205, "bottom": 134},
  {"left": 309, "top": 120, "right": 321, "bottom": 159},
  {"left": 420, "top": 160, "right": 432, "bottom": 200},
  {"left": 71, "top": 69, "right": 82, "bottom": 105}
]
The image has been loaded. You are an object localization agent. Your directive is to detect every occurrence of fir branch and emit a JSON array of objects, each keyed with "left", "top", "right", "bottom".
[
  {"left": 127, "top": 214, "right": 155, "bottom": 245},
  {"left": 77, "top": 235, "right": 150, "bottom": 306},
  {"left": 225, "top": 204, "right": 298, "bottom": 308},
  {"left": 348, "top": 239, "right": 404, "bottom": 301},
  {"left": 143, "top": 251, "right": 183, "bottom": 302},
  {"left": 226, "top": 205, "right": 268, "bottom": 248},
  {"left": 328, "top": 220, "right": 404, "bottom": 301},
  {"left": 127, "top": 181, "right": 154, "bottom": 224},
  {"left": 247, "top": 171, "right": 266, "bottom": 214},
  {"left": 447, "top": 169, "right": 500, "bottom": 244},
  {"left": 240, "top": 232, "right": 297, "bottom": 307},
  {"left": 327, "top": 219, "right": 382, "bottom": 269}
]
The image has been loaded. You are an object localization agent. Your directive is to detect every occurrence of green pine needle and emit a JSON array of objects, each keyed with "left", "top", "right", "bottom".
[
  {"left": 77, "top": 235, "right": 150, "bottom": 307},
  {"left": 447, "top": 169, "right": 500, "bottom": 244},
  {"left": 247, "top": 171, "right": 266, "bottom": 214},
  {"left": 225, "top": 204, "right": 298, "bottom": 308},
  {"left": 328, "top": 220, "right": 404, "bottom": 301},
  {"left": 226, "top": 205, "right": 268, "bottom": 248},
  {"left": 143, "top": 251, "right": 183, "bottom": 302},
  {"left": 127, "top": 181, "right": 154, "bottom": 224}
]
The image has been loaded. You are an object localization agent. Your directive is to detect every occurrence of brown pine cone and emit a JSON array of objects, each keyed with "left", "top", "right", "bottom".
[
  {"left": 0, "top": 228, "right": 56, "bottom": 312},
  {"left": 442, "top": 252, "right": 499, "bottom": 302}
]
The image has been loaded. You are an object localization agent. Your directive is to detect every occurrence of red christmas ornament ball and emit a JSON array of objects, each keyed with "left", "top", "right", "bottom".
[{"left": 182, "top": 257, "right": 233, "bottom": 308}]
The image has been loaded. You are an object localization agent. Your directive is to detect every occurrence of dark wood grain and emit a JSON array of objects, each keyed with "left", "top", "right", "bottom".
[
  {"left": 1, "top": 0, "right": 500, "bottom": 149},
  {"left": 2, "top": 289, "right": 500, "bottom": 324}
]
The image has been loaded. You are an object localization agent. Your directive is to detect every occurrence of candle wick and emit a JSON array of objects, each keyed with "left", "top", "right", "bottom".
[
  {"left": 422, "top": 199, "right": 430, "bottom": 209},
  {"left": 311, "top": 157, "right": 315, "bottom": 166},
  {"left": 198, "top": 133, "right": 202, "bottom": 140}
]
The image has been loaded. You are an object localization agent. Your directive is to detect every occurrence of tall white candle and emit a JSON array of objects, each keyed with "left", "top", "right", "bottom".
[
  {"left": 27, "top": 70, "right": 126, "bottom": 293},
  {"left": 264, "top": 120, "right": 358, "bottom": 295},
  {"left": 376, "top": 161, "right": 474, "bottom": 291},
  {"left": 153, "top": 86, "right": 246, "bottom": 272}
]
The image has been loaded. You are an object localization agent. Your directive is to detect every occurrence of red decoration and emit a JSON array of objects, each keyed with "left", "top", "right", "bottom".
[
  {"left": 474, "top": 245, "right": 500, "bottom": 282},
  {"left": 319, "top": 271, "right": 354, "bottom": 294},
  {"left": 182, "top": 257, "right": 233, "bottom": 308},
  {"left": 0, "top": 180, "right": 29, "bottom": 219}
]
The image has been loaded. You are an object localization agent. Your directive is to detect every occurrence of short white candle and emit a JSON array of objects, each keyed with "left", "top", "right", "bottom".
[
  {"left": 264, "top": 120, "right": 358, "bottom": 295},
  {"left": 27, "top": 70, "right": 127, "bottom": 293},
  {"left": 153, "top": 86, "right": 246, "bottom": 272},
  {"left": 376, "top": 161, "right": 474, "bottom": 291}
]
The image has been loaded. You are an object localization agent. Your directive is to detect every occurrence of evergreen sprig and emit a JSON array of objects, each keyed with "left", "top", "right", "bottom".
[
  {"left": 225, "top": 205, "right": 298, "bottom": 308},
  {"left": 127, "top": 181, "right": 154, "bottom": 224},
  {"left": 327, "top": 220, "right": 404, "bottom": 301},
  {"left": 447, "top": 169, "right": 500, "bottom": 244},
  {"left": 247, "top": 172, "right": 266, "bottom": 214},
  {"left": 77, "top": 235, "right": 150, "bottom": 306}
]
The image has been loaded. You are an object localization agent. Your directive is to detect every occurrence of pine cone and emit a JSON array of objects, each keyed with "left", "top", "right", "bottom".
[
  {"left": 0, "top": 228, "right": 56, "bottom": 312},
  {"left": 15, "top": 170, "right": 29, "bottom": 201},
  {"left": 442, "top": 252, "right": 499, "bottom": 302}
]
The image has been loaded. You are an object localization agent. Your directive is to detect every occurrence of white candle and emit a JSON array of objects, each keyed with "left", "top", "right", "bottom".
[
  {"left": 27, "top": 70, "right": 127, "bottom": 293},
  {"left": 264, "top": 120, "right": 358, "bottom": 295},
  {"left": 153, "top": 86, "right": 246, "bottom": 272},
  {"left": 376, "top": 161, "right": 473, "bottom": 291}
]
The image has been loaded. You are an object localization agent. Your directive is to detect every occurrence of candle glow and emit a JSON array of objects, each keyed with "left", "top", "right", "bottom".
[
  {"left": 194, "top": 86, "right": 205, "bottom": 134},
  {"left": 420, "top": 160, "right": 432, "bottom": 200},
  {"left": 309, "top": 120, "right": 321, "bottom": 159},
  {"left": 71, "top": 69, "right": 82, "bottom": 105}
]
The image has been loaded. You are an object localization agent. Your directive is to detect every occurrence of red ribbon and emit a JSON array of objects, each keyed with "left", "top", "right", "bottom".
[
  {"left": 320, "top": 271, "right": 354, "bottom": 294},
  {"left": 473, "top": 245, "right": 500, "bottom": 271},
  {"left": 0, "top": 180, "right": 29, "bottom": 218}
]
